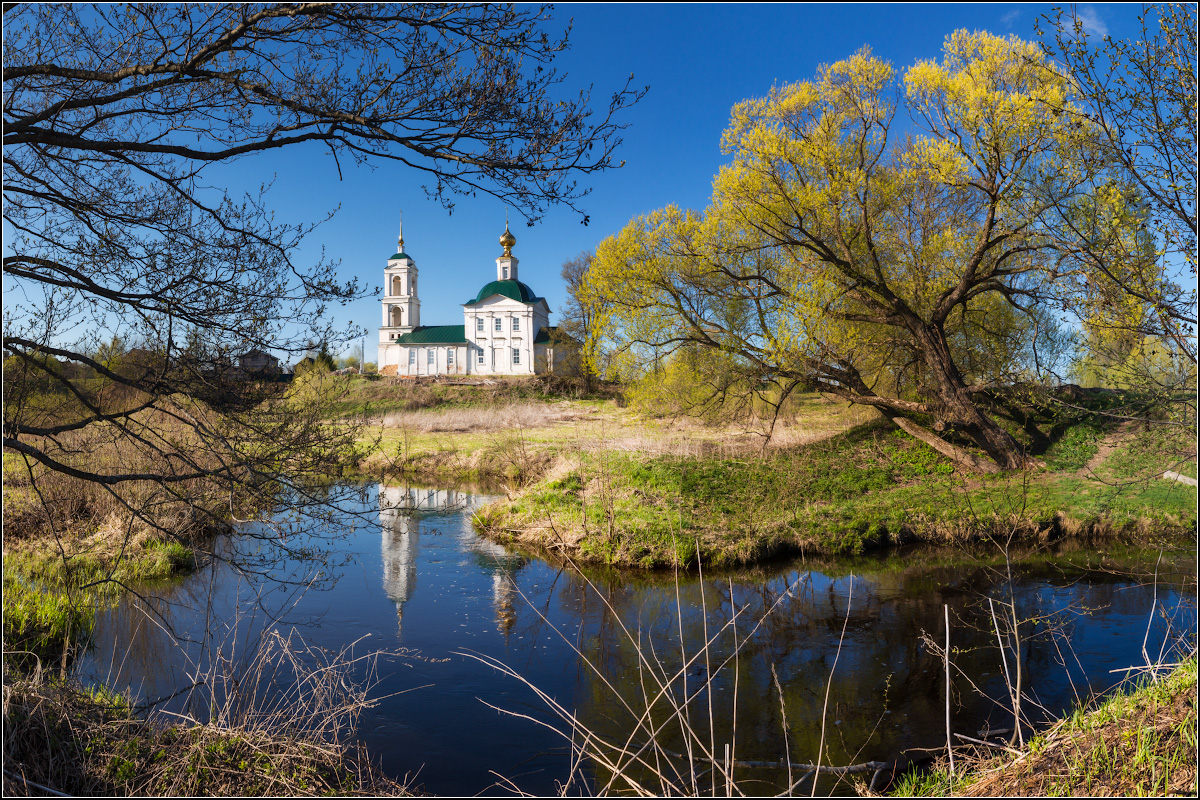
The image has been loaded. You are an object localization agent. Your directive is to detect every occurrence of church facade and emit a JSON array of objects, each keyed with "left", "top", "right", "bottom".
[{"left": 377, "top": 224, "right": 571, "bottom": 377}]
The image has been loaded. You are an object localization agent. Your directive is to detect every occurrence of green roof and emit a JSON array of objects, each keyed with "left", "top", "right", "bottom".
[
  {"left": 392, "top": 325, "right": 466, "bottom": 344},
  {"left": 389, "top": 252, "right": 412, "bottom": 260},
  {"left": 465, "top": 279, "right": 543, "bottom": 306}
]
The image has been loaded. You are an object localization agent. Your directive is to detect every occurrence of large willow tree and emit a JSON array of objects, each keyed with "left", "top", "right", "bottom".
[{"left": 588, "top": 32, "right": 1098, "bottom": 472}]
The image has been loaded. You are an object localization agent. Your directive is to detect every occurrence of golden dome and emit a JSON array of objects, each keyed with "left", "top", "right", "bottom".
[{"left": 499, "top": 223, "right": 516, "bottom": 257}]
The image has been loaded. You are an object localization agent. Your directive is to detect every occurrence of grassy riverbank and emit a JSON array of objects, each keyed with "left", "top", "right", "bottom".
[
  {"left": 346, "top": 378, "right": 1196, "bottom": 569},
  {"left": 2, "top": 381, "right": 404, "bottom": 797},
  {"left": 2, "top": 450, "right": 218, "bottom": 670},
  {"left": 474, "top": 420, "right": 1193, "bottom": 568},
  {"left": 889, "top": 657, "right": 1197, "bottom": 797}
]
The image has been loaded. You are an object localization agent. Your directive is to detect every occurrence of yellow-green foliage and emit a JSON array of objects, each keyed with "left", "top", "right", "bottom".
[
  {"left": 625, "top": 346, "right": 757, "bottom": 423},
  {"left": 587, "top": 31, "right": 1089, "bottom": 403}
]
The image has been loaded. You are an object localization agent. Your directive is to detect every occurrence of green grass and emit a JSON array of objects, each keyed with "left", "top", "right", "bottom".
[
  {"left": 348, "top": 386, "right": 1195, "bottom": 569},
  {"left": 478, "top": 416, "right": 1196, "bottom": 569},
  {"left": 1, "top": 535, "right": 195, "bottom": 672},
  {"left": 1103, "top": 424, "right": 1197, "bottom": 483},
  {"left": 3, "top": 531, "right": 199, "bottom": 674},
  {"left": 3, "top": 573, "right": 98, "bottom": 671},
  {"left": 1040, "top": 416, "right": 1110, "bottom": 471},
  {"left": 893, "top": 658, "right": 1197, "bottom": 797},
  {"left": 5, "top": 536, "right": 197, "bottom": 592}
]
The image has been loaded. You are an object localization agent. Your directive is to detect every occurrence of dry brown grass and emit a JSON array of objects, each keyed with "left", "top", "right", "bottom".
[
  {"left": 875, "top": 658, "right": 1199, "bottom": 798},
  {"left": 374, "top": 400, "right": 579, "bottom": 433},
  {"left": 4, "top": 442, "right": 231, "bottom": 596},
  {"left": 364, "top": 394, "right": 877, "bottom": 477},
  {"left": 5, "top": 402, "right": 240, "bottom": 535},
  {"left": 1, "top": 629, "right": 411, "bottom": 797}
]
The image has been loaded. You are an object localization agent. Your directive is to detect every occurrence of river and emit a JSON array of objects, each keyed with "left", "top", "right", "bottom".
[{"left": 75, "top": 481, "right": 1196, "bottom": 796}]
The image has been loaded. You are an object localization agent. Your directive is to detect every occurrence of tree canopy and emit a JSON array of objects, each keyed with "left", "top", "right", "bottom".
[{"left": 588, "top": 31, "right": 1099, "bottom": 471}]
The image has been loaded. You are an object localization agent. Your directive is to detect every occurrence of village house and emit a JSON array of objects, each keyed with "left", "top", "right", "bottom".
[
  {"left": 237, "top": 349, "right": 281, "bottom": 374},
  {"left": 376, "top": 222, "right": 573, "bottom": 377}
]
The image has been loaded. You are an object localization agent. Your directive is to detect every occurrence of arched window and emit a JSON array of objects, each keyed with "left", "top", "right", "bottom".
[
  {"left": 391, "top": 306, "right": 403, "bottom": 326},
  {"left": 391, "top": 275, "right": 402, "bottom": 296}
]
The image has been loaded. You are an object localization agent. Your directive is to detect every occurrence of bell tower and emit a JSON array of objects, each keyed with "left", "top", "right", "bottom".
[
  {"left": 381, "top": 216, "right": 420, "bottom": 334},
  {"left": 496, "top": 222, "right": 518, "bottom": 281}
]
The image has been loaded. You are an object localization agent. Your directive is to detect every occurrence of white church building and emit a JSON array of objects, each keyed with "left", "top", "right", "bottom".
[{"left": 377, "top": 223, "right": 572, "bottom": 377}]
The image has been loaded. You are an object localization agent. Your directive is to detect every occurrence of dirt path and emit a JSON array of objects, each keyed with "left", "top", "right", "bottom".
[{"left": 1077, "top": 421, "right": 1137, "bottom": 478}]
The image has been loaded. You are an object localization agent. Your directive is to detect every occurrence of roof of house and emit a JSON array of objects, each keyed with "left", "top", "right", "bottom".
[
  {"left": 464, "top": 279, "right": 544, "bottom": 306},
  {"left": 392, "top": 325, "right": 467, "bottom": 345},
  {"left": 533, "top": 326, "right": 580, "bottom": 345}
]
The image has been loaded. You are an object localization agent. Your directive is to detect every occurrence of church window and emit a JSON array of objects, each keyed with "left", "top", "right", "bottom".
[
  {"left": 477, "top": 348, "right": 485, "bottom": 365},
  {"left": 494, "top": 317, "right": 502, "bottom": 332},
  {"left": 447, "top": 348, "right": 455, "bottom": 365},
  {"left": 408, "top": 349, "right": 415, "bottom": 366},
  {"left": 427, "top": 348, "right": 434, "bottom": 365},
  {"left": 512, "top": 348, "right": 520, "bottom": 365},
  {"left": 503, "top": 266, "right": 509, "bottom": 279},
  {"left": 512, "top": 317, "right": 520, "bottom": 331},
  {"left": 476, "top": 317, "right": 483, "bottom": 332}
]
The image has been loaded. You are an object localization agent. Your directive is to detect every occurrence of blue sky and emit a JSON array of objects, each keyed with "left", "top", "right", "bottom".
[{"left": 63, "top": 3, "right": 1148, "bottom": 365}]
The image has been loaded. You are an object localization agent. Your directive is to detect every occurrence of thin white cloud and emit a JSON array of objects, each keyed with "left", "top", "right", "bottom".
[
  {"left": 1075, "top": 6, "right": 1109, "bottom": 37},
  {"left": 1000, "top": 9, "right": 1021, "bottom": 28}
]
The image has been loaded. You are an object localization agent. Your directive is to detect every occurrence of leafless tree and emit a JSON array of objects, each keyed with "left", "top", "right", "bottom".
[
  {"left": 1036, "top": 3, "right": 1196, "bottom": 370},
  {"left": 2, "top": 3, "right": 643, "bottom": 546}
]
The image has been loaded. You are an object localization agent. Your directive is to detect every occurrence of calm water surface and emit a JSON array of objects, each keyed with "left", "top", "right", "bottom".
[{"left": 77, "top": 483, "right": 1195, "bottom": 795}]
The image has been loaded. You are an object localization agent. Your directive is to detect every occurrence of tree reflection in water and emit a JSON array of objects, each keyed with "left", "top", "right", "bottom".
[{"left": 504, "top": 544, "right": 1195, "bottom": 795}]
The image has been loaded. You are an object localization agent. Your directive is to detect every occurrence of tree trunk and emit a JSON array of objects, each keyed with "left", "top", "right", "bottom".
[
  {"left": 887, "top": 415, "right": 1002, "bottom": 474},
  {"left": 913, "top": 323, "right": 1036, "bottom": 471}
]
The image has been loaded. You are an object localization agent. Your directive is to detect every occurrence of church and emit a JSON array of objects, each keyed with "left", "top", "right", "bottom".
[{"left": 377, "top": 222, "right": 571, "bottom": 377}]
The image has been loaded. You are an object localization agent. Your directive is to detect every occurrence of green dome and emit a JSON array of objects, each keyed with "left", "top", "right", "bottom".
[
  {"left": 390, "top": 252, "right": 412, "bottom": 261},
  {"left": 465, "top": 279, "right": 542, "bottom": 305}
]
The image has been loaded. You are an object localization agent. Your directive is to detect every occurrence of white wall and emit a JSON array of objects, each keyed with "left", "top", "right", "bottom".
[
  {"left": 391, "top": 344, "right": 467, "bottom": 377},
  {"left": 463, "top": 295, "right": 548, "bottom": 375}
]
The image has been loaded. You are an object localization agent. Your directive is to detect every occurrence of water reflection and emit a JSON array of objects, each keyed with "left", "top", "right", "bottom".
[
  {"left": 534, "top": 549, "right": 1195, "bottom": 795},
  {"left": 379, "top": 483, "right": 526, "bottom": 636},
  {"left": 75, "top": 484, "right": 1195, "bottom": 797}
]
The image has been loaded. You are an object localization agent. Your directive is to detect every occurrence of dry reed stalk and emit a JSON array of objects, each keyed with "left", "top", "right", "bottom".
[
  {"left": 945, "top": 604, "right": 954, "bottom": 779},
  {"left": 811, "top": 575, "right": 853, "bottom": 797},
  {"left": 989, "top": 597, "right": 1019, "bottom": 741},
  {"left": 460, "top": 562, "right": 816, "bottom": 796},
  {"left": 2, "top": 626, "right": 410, "bottom": 797}
]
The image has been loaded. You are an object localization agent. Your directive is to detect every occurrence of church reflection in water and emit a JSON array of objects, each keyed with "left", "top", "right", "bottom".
[{"left": 378, "top": 484, "right": 526, "bottom": 636}]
